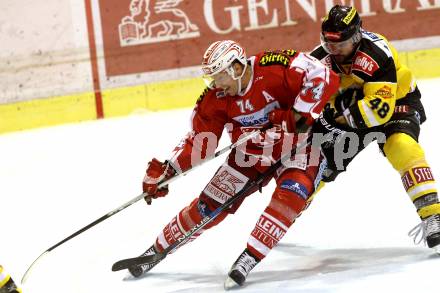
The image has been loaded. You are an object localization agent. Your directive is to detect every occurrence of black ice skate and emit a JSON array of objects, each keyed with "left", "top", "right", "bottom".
[
  {"left": 224, "top": 249, "right": 260, "bottom": 290},
  {"left": 409, "top": 214, "right": 440, "bottom": 253},
  {"left": 128, "top": 245, "right": 161, "bottom": 278},
  {"left": 425, "top": 214, "right": 440, "bottom": 250}
]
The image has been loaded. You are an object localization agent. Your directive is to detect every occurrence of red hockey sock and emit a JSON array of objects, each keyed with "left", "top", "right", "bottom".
[
  {"left": 247, "top": 169, "right": 314, "bottom": 259},
  {"left": 155, "top": 198, "right": 228, "bottom": 252},
  {"left": 247, "top": 207, "right": 290, "bottom": 260}
]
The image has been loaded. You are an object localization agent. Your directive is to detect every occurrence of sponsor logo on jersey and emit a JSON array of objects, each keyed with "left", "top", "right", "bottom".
[
  {"left": 413, "top": 167, "right": 434, "bottom": 184},
  {"left": 259, "top": 52, "right": 290, "bottom": 67},
  {"left": 233, "top": 101, "right": 280, "bottom": 127},
  {"left": 280, "top": 179, "right": 308, "bottom": 199},
  {"left": 402, "top": 171, "right": 415, "bottom": 191},
  {"left": 394, "top": 105, "right": 408, "bottom": 113},
  {"left": 352, "top": 51, "right": 379, "bottom": 76},
  {"left": 255, "top": 76, "right": 264, "bottom": 82},
  {"left": 375, "top": 85, "right": 393, "bottom": 99}
]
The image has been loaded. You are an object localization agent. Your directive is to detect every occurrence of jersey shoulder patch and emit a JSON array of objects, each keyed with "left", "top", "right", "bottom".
[
  {"left": 352, "top": 50, "right": 380, "bottom": 77},
  {"left": 259, "top": 49, "right": 296, "bottom": 67}
]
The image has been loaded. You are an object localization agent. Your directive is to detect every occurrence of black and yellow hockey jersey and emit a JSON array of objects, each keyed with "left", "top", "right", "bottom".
[{"left": 311, "top": 29, "right": 417, "bottom": 129}]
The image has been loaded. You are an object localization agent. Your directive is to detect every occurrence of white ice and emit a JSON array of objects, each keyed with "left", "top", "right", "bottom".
[{"left": 1, "top": 78, "right": 440, "bottom": 293}]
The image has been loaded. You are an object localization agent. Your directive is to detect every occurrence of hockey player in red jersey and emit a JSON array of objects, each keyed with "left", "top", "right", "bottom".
[
  {"left": 309, "top": 5, "right": 440, "bottom": 252},
  {"left": 125, "top": 40, "right": 339, "bottom": 287}
]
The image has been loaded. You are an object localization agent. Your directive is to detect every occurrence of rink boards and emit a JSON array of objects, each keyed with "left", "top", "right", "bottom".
[{"left": 1, "top": 48, "right": 440, "bottom": 134}]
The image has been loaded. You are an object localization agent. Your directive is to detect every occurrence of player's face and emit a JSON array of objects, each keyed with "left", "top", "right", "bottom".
[
  {"left": 321, "top": 36, "right": 356, "bottom": 63},
  {"left": 212, "top": 70, "right": 238, "bottom": 96},
  {"left": 325, "top": 40, "right": 355, "bottom": 62}
]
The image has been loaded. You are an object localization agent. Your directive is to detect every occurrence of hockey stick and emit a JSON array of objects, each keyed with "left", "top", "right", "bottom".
[
  {"left": 21, "top": 131, "right": 259, "bottom": 284},
  {"left": 111, "top": 145, "right": 302, "bottom": 272}
]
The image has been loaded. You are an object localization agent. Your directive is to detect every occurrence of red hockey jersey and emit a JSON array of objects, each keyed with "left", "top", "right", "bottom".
[{"left": 169, "top": 50, "right": 339, "bottom": 172}]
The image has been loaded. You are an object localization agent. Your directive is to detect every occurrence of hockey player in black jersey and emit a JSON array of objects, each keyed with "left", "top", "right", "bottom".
[{"left": 309, "top": 5, "right": 440, "bottom": 252}]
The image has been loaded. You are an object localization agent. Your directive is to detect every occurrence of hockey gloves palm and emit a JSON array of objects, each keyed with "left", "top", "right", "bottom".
[{"left": 143, "top": 158, "right": 175, "bottom": 205}]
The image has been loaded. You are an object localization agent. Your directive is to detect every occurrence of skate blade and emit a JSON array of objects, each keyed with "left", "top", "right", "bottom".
[{"left": 224, "top": 276, "right": 240, "bottom": 290}]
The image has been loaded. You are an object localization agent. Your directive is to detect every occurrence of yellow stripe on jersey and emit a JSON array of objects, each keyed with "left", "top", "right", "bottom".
[{"left": 358, "top": 100, "right": 380, "bottom": 127}]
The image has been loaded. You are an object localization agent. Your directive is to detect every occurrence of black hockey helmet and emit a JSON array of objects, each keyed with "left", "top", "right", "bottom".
[
  {"left": 320, "top": 6, "right": 362, "bottom": 55},
  {"left": 321, "top": 5, "right": 362, "bottom": 42}
]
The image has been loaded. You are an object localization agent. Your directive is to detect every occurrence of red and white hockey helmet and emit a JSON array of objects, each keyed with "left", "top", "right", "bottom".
[{"left": 201, "top": 40, "right": 247, "bottom": 77}]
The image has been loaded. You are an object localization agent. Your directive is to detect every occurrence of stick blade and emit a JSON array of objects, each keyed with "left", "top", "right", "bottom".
[
  {"left": 112, "top": 253, "right": 164, "bottom": 272},
  {"left": 21, "top": 251, "right": 49, "bottom": 284}
]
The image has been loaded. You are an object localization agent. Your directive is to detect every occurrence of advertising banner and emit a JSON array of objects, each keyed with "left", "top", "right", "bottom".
[{"left": 99, "top": 0, "right": 440, "bottom": 76}]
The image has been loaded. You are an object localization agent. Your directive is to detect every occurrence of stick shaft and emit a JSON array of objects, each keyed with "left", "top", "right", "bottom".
[{"left": 21, "top": 131, "right": 258, "bottom": 283}]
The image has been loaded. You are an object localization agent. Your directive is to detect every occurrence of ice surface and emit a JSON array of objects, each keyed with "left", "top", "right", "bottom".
[{"left": 1, "top": 78, "right": 440, "bottom": 292}]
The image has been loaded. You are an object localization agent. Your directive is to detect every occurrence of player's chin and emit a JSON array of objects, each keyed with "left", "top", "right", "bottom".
[
  {"left": 224, "top": 87, "right": 235, "bottom": 96},
  {"left": 333, "top": 54, "right": 348, "bottom": 63}
]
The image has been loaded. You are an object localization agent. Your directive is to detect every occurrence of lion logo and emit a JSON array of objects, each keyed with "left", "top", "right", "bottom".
[
  {"left": 119, "top": 0, "right": 200, "bottom": 46},
  {"left": 211, "top": 170, "right": 245, "bottom": 196}
]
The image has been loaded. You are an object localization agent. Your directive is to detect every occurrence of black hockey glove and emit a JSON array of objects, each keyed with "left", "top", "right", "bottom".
[{"left": 312, "top": 109, "right": 348, "bottom": 149}]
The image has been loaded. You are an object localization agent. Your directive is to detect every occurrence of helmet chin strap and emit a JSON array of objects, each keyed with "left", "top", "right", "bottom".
[
  {"left": 227, "top": 62, "right": 249, "bottom": 95},
  {"left": 236, "top": 76, "right": 243, "bottom": 95}
]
